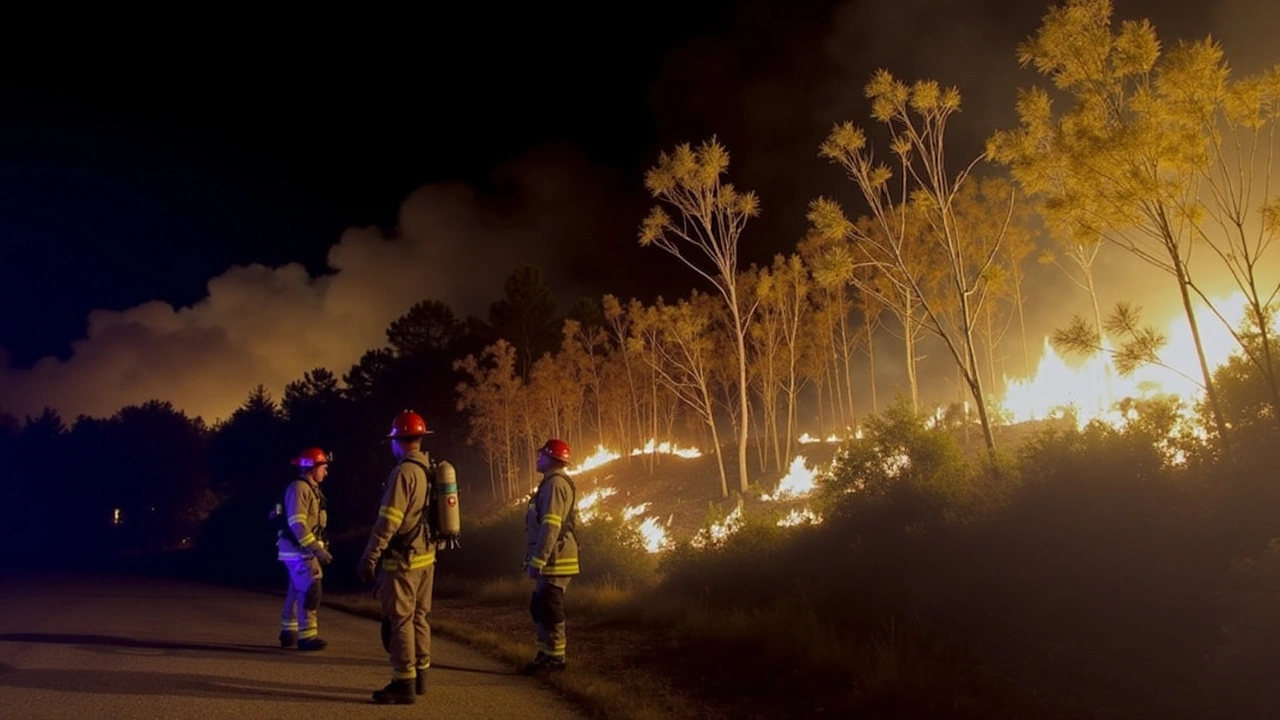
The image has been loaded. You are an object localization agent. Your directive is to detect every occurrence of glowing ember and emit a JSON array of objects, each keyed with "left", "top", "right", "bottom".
[{"left": 762, "top": 455, "right": 821, "bottom": 500}]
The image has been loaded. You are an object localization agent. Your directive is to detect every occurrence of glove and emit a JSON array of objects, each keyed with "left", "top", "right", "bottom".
[
  {"left": 358, "top": 556, "right": 378, "bottom": 584},
  {"left": 525, "top": 562, "right": 540, "bottom": 580},
  {"left": 314, "top": 547, "right": 333, "bottom": 565}
]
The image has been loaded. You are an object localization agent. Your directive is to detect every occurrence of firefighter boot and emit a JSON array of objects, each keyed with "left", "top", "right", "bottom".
[
  {"left": 523, "top": 653, "right": 566, "bottom": 674},
  {"left": 278, "top": 631, "right": 297, "bottom": 648},
  {"left": 297, "top": 637, "right": 328, "bottom": 651},
  {"left": 372, "top": 679, "right": 416, "bottom": 705},
  {"left": 520, "top": 651, "right": 547, "bottom": 675},
  {"left": 414, "top": 672, "right": 426, "bottom": 695}
]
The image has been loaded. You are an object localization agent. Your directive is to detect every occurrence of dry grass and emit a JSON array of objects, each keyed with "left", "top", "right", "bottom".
[
  {"left": 326, "top": 574, "right": 1005, "bottom": 720},
  {"left": 326, "top": 576, "right": 718, "bottom": 720}
]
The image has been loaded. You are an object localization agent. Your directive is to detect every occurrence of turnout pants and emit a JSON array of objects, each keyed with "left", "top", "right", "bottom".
[
  {"left": 282, "top": 557, "right": 323, "bottom": 638},
  {"left": 378, "top": 565, "right": 435, "bottom": 680},
  {"left": 530, "top": 575, "right": 572, "bottom": 661}
]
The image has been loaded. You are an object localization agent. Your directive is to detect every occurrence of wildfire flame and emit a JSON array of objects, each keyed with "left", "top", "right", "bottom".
[
  {"left": 799, "top": 432, "right": 847, "bottom": 444},
  {"left": 999, "top": 292, "right": 1272, "bottom": 430},
  {"left": 690, "top": 501, "right": 744, "bottom": 548},
  {"left": 635, "top": 515, "right": 673, "bottom": 552},
  {"left": 576, "top": 486, "right": 616, "bottom": 524},
  {"left": 569, "top": 445, "right": 622, "bottom": 475},
  {"left": 540, "top": 293, "right": 1273, "bottom": 554},
  {"left": 778, "top": 507, "right": 820, "bottom": 527},
  {"left": 762, "top": 455, "right": 821, "bottom": 501},
  {"left": 631, "top": 439, "right": 703, "bottom": 458}
]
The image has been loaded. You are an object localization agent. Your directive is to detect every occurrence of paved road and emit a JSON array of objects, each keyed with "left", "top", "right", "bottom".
[{"left": 0, "top": 571, "right": 587, "bottom": 720}]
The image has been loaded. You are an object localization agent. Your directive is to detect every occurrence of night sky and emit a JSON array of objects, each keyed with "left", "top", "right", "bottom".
[{"left": 2, "top": 0, "right": 1276, "bottom": 422}]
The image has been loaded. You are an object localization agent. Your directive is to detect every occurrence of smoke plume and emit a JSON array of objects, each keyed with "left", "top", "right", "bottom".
[{"left": 0, "top": 144, "right": 630, "bottom": 424}]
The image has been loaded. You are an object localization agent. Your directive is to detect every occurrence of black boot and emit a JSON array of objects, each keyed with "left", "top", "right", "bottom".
[
  {"left": 521, "top": 651, "right": 547, "bottom": 675},
  {"left": 372, "top": 679, "right": 416, "bottom": 705},
  {"left": 414, "top": 672, "right": 427, "bottom": 695},
  {"left": 278, "top": 631, "right": 297, "bottom": 648},
  {"left": 297, "top": 637, "right": 328, "bottom": 651},
  {"left": 523, "top": 653, "right": 566, "bottom": 674}
]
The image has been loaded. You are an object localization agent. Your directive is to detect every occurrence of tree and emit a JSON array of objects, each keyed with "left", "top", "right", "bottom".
[
  {"left": 2, "top": 409, "right": 66, "bottom": 565},
  {"left": 640, "top": 137, "right": 760, "bottom": 493},
  {"left": 988, "top": 0, "right": 1280, "bottom": 443},
  {"left": 798, "top": 230, "right": 870, "bottom": 428},
  {"left": 387, "top": 299, "right": 464, "bottom": 358},
  {"left": 602, "top": 294, "right": 646, "bottom": 460},
  {"left": 282, "top": 368, "right": 346, "bottom": 448},
  {"left": 811, "top": 70, "right": 1013, "bottom": 460},
  {"left": 951, "top": 177, "right": 1038, "bottom": 392},
  {"left": 558, "top": 318, "right": 608, "bottom": 446},
  {"left": 747, "top": 254, "right": 813, "bottom": 472},
  {"left": 455, "top": 340, "right": 524, "bottom": 501},
  {"left": 745, "top": 264, "right": 786, "bottom": 472},
  {"left": 488, "top": 265, "right": 561, "bottom": 379},
  {"left": 633, "top": 292, "right": 732, "bottom": 498},
  {"left": 112, "top": 401, "right": 214, "bottom": 554},
  {"left": 344, "top": 348, "right": 397, "bottom": 403},
  {"left": 208, "top": 385, "right": 288, "bottom": 497}
]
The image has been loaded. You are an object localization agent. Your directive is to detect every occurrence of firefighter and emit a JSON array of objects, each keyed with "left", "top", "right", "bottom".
[
  {"left": 274, "top": 446, "right": 334, "bottom": 651},
  {"left": 357, "top": 409, "right": 437, "bottom": 705},
  {"left": 522, "top": 438, "right": 580, "bottom": 673}
]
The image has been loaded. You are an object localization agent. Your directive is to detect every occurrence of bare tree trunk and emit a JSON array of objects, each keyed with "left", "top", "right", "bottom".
[
  {"left": 904, "top": 312, "right": 920, "bottom": 412},
  {"left": 1015, "top": 277, "right": 1031, "bottom": 377},
  {"left": 1172, "top": 245, "right": 1230, "bottom": 448},
  {"left": 838, "top": 296, "right": 858, "bottom": 429},
  {"left": 865, "top": 310, "right": 879, "bottom": 414}
]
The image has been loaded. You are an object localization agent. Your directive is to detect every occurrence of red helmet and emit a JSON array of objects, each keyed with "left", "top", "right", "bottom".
[
  {"left": 539, "top": 439, "right": 570, "bottom": 464},
  {"left": 388, "top": 409, "right": 432, "bottom": 439},
  {"left": 291, "top": 447, "right": 331, "bottom": 468}
]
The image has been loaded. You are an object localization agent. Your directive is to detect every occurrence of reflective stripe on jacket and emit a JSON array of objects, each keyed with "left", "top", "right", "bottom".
[
  {"left": 361, "top": 450, "right": 436, "bottom": 572},
  {"left": 277, "top": 477, "right": 327, "bottom": 561},
  {"left": 525, "top": 470, "right": 580, "bottom": 576}
]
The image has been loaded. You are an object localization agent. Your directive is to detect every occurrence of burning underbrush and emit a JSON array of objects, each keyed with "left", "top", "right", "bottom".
[{"left": 565, "top": 440, "right": 842, "bottom": 551}]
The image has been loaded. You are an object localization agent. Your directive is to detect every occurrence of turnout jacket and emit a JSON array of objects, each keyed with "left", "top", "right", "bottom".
[
  {"left": 524, "top": 470, "right": 580, "bottom": 576},
  {"left": 277, "top": 477, "right": 328, "bottom": 561},
  {"left": 360, "top": 449, "right": 435, "bottom": 572}
]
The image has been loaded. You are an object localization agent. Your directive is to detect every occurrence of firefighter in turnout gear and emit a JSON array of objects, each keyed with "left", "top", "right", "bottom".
[
  {"left": 274, "top": 447, "right": 334, "bottom": 651},
  {"left": 358, "top": 410, "right": 437, "bottom": 705},
  {"left": 522, "top": 438, "right": 580, "bottom": 673}
]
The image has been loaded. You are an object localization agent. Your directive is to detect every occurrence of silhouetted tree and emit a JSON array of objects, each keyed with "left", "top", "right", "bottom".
[
  {"left": 489, "top": 265, "right": 561, "bottom": 379},
  {"left": 2, "top": 409, "right": 67, "bottom": 567},
  {"left": 111, "top": 401, "right": 214, "bottom": 554}
]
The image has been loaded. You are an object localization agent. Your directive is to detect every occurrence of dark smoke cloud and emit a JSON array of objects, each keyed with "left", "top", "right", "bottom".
[{"left": 0, "top": 144, "right": 630, "bottom": 423}]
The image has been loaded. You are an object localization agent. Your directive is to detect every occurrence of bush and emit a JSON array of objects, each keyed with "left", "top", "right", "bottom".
[
  {"left": 814, "top": 397, "right": 976, "bottom": 537},
  {"left": 439, "top": 502, "right": 527, "bottom": 582},
  {"left": 575, "top": 513, "right": 658, "bottom": 587},
  {"left": 435, "top": 497, "right": 658, "bottom": 589}
]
